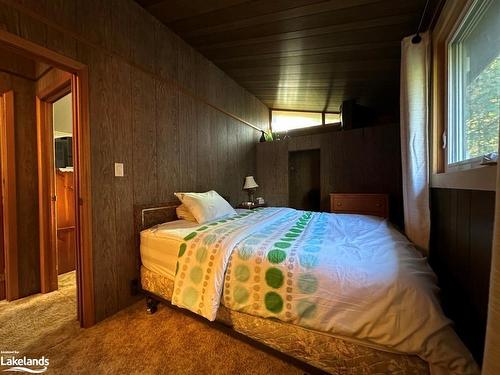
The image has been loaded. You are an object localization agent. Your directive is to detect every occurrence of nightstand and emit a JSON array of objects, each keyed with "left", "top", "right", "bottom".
[
  {"left": 330, "top": 193, "right": 389, "bottom": 218},
  {"left": 236, "top": 203, "right": 268, "bottom": 209}
]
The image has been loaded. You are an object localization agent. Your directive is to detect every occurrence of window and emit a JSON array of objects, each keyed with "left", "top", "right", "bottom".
[
  {"left": 271, "top": 110, "right": 340, "bottom": 132},
  {"left": 325, "top": 112, "right": 341, "bottom": 125},
  {"left": 271, "top": 110, "right": 322, "bottom": 132},
  {"left": 447, "top": 0, "right": 500, "bottom": 168}
]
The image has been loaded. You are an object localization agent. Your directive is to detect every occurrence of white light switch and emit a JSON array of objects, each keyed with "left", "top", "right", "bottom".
[{"left": 114, "top": 163, "right": 124, "bottom": 177}]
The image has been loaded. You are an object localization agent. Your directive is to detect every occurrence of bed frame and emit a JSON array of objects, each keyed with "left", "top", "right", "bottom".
[{"left": 133, "top": 202, "right": 429, "bottom": 374}]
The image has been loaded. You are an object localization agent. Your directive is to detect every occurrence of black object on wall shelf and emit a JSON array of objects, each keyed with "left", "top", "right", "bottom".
[
  {"left": 259, "top": 131, "right": 266, "bottom": 142},
  {"left": 340, "top": 99, "right": 376, "bottom": 130}
]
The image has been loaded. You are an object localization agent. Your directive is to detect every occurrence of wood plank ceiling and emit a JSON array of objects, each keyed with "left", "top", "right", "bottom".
[{"left": 136, "top": 0, "right": 435, "bottom": 112}]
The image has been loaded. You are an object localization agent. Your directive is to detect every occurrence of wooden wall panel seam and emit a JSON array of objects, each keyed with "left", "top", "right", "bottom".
[
  {"left": 429, "top": 187, "right": 495, "bottom": 363},
  {"left": 112, "top": 55, "right": 137, "bottom": 311},
  {"left": 88, "top": 52, "right": 120, "bottom": 320}
]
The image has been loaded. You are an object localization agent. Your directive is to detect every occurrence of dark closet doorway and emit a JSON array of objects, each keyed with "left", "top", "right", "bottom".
[{"left": 289, "top": 149, "right": 320, "bottom": 211}]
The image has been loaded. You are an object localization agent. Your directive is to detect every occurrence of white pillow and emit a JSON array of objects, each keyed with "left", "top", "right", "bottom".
[
  {"left": 174, "top": 190, "right": 236, "bottom": 224},
  {"left": 176, "top": 204, "right": 197, "bottom": 222}
]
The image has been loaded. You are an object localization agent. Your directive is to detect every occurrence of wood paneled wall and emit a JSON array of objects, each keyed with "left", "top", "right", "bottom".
[
  {"left": 256, "top": 140, "right": 289, "bottom": 207},
  {"left": 256, "top": 124, "right": 404, "bottom": 227},
  {"left": 0, "top": 48, "right": 35, "bottom": 80},
  {"left": 0, "top": 71, "right": 39, "bottom": 297},
  {"left": 0, "top": 0, "right": 268, "bottom": 321},
  {"left": 430, "top": 188, "right": 495, "bottom": 364}
]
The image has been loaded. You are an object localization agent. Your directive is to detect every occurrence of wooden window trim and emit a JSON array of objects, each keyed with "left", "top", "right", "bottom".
[{"left": 431, "top": 0, "right": 497, "bottom": 190}]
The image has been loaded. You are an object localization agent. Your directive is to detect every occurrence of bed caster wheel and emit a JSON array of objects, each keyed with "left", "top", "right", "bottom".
[
  {"left": 147, "top": 305, "right": 157, "bottom": 314},
  {"left": 146, "top": 297, "right": 159, "bottom": 314}
]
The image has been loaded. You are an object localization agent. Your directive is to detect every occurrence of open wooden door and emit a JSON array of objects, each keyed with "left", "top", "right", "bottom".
[
  {"left": 0, "top": 90, "right": 19, "bottom": 301},
  {"left": 37, "top": 96, "right": 58, "bottom": 293}
]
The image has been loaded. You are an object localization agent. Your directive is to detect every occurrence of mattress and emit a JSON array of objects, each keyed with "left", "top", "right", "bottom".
[
  {"left": 140, "top": 210, "right": 249, "bottom": 279},
  {"left": 140, "top": 219, "right": 200, "bottom": 280}
]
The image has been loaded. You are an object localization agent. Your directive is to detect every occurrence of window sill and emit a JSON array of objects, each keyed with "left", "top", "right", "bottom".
[
  {"left": 446, "top": 155, "right": 487, "bottom": 172},
  {"left": 431, "top": 165, "right": 497, "bottom": 191}
]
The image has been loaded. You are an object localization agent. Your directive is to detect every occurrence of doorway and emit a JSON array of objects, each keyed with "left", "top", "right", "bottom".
[
  {"left": 54, "top": 94, "right": 76, "bottom": 277},
  {"left": 0, "top": 29, "right": 94, "bottom": 327},
  {"left": 38, "top": 86, "right": 76, "bottom": 294},
  {"left": 289, "top": 149, "right": 321, "bottom": 211}
]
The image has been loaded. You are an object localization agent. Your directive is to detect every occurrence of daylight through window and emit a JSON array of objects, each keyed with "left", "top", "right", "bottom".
[
  {"left": 271, "top": 110, "right": 340, "bottom": 132},
  {"left": 447, "top": 0, "right": 500, "bottom": 167}
]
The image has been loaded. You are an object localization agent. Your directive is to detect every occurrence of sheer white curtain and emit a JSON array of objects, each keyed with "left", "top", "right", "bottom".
[
  {"left": 483, "top": 150, "right": 500, "bottom": 374},
  {"left": 400, "top": 32, "right": 431, "bottom": 252}
]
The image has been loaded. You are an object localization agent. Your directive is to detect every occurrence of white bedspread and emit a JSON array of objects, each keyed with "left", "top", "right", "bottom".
[{"left": 171, "top": 207, "right": 478, "bottom": 374}]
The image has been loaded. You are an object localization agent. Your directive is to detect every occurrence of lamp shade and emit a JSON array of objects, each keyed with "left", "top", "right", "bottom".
[{"left": 243, "top": 176, "right": 258, "bottom": 190}]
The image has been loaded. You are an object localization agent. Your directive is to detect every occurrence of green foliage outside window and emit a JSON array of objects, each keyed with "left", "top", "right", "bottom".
[{"left": 464, "top": 56, "right": 500, "bottom": 159}]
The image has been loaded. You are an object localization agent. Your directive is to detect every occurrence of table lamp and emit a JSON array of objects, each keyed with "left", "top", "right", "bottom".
[{"left": 243, "top": 176, "right": 258, "bottom": 204}]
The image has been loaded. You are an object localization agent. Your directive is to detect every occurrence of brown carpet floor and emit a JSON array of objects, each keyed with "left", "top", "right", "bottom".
[{"left": 0, "top": 272, "right": 309, "bottom": 374}]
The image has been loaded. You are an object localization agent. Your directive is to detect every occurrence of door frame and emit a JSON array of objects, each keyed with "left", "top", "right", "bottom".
[
  {"left": 0, "top": 90, "right": 18, "bottom": 301},
  {"left": 0, "top": 29, "right": 95, "bottom": 327},
  {"left": 37, "top": 83, "right": 71, "bottom": 294}
]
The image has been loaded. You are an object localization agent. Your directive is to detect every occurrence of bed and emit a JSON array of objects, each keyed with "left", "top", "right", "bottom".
[{"left": 135, "top": 202, "right": 478, "bottom": 375}]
